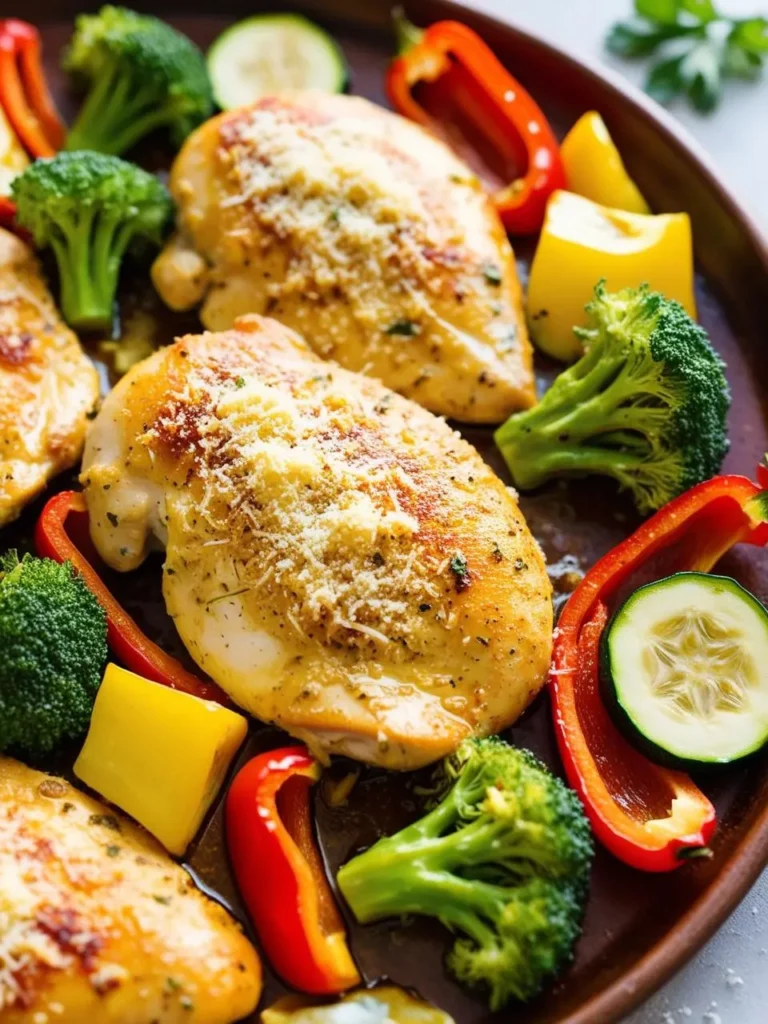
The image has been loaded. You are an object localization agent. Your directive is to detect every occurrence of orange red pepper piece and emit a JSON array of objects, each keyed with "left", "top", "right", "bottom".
[
  {"left": 226, "top": 747, "right": 360, "bottom": 995},
  {"left": 387, "top": 18, "right": 565, "bottom": 234},
  {"left": 551, "top": 474, "right": 768, "bottom": 871},
  {"left": 0, "top": 20, "right": 64, "bottom": 159},
  {"left": 35, "top": 490, "right": 229, "bottom": 706}
]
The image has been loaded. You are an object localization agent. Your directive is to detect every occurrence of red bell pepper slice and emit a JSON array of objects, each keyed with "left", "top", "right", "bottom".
[
  {"left": 0, "top": 20, "right": 64, "bottom": 159},
  {"left": 35, "top": 490, "right": 228, "bottom": 706},
  {"left": 387, "top": 17, "right": 566, "bottom": 234},
  {"left": 551, "top": 474, "right": 768, "bottom": 871},
  {"left": 0, "top": 195, "right": 16, "bottom": 230},
  {"left": 226, "top": 747, "right": 361, "bottom": 995}
]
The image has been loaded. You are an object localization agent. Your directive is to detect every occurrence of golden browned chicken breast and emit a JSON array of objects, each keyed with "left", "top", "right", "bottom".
[
  {"left": 0, "top": 757, "right": 261, "bottom": 1023},
  {"left": 151, "top": 92, "right": 534, "bottom": 424},
  {"left": 0, "top": 228, "right": 99, "bottom": 528},
  {"left": 81, "top": 316, "right": 552, "bottom": 770}
]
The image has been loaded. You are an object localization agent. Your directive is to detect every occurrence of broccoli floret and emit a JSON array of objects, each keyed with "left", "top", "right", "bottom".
[
  {"left": 0, "top": 552, "right": 107, "bottom": 758},
  {"left": 63, "top": 5, "right": 214, "bottom": 156},
  {"left": 337, "top": 737, "right": 593, "bottom": 1010},
  {"left": 495, "top": 283, "right": 730, "bottom": 514},
  {"left": 11, "top": 151, "right": 173, "bottom": 330}
]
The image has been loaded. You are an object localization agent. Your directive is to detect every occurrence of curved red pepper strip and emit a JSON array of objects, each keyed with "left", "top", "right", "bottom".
[
  {"left": 226, "top": 747, "right": 360, "bottom": 995},
  {"left": 387, "top": 20, "right": 566, "bottom": 234},
  {"left": 35, "top": 491, "right": 230, "bottom": 706},
  {"left": 0, "top": 20, "right": 64, "bottom": 158},
  {"left": 0, "top": 196, "right": 16, "bottom": 230},
  {"left": 551, "top": 474, "right": 768, "bottom": 871}
]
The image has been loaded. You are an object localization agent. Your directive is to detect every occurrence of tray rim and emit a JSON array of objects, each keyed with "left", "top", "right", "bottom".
[{"left": 429, "top": 2, "right": 768, "bottom": 1021}]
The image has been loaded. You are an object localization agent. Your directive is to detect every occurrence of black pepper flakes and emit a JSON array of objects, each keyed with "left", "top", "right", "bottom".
[{"left": 89, "top": 813, "right": 121, "bottom": 832}]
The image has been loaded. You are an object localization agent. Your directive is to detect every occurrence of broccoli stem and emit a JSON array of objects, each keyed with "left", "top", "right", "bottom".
[
  {"left": 494, "top": 342, "right": 679, "bottom": 489},
  {"left": 50, "top": 210, "right": 106, "bottom": 330},
  {"left": 338, "top": 843, "right": 504, "bottom": 946},
  {"left": 48, "top": 207, "right": 137, "bottom": 331},
  {"left": 66, "top": 62, "right": 174, "bottom": 156}
]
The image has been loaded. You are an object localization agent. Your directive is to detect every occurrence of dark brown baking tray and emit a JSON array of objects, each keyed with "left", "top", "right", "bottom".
[{"left": 10, "top": 2, "right": 768, "bottom": 1022}]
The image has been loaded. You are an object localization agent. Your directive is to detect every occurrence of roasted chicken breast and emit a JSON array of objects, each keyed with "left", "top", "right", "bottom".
[
  {"left": 151, "top": 92, "right": 535, "bottom": 423},
  {"left": 0, "top": 228, "right": 99, "bottom": 528},
  {"left": 81, "top": 316, "right": 552, "bottom": 769},
  {"left": 0, "top": 757, "right": 261, "bottom": 1023}
]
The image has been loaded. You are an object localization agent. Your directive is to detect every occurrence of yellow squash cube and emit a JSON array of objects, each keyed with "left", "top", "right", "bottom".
[
  {"left": 527, "top": 190, "right": 696, "bottom": 361},
  {"left": 75, "top": 663, "right": 248, "bottom": 856},
  {"left": 561, "top": 112, "right": 649, "bottom": 215}
]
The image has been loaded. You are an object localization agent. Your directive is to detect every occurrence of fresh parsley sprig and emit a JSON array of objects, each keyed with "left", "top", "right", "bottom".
[{"left": 606, "top": 0, "right": 768, "bottom": 111}]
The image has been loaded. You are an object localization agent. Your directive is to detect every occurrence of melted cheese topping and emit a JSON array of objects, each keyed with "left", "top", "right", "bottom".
[
  {"left": 144, "top": 350, "right": 471, "bottom": 655},
  {"left": 153, "top": 93, "right": 536, "bottom": 423},
  {"left": 82, "top": 317, "right": 553, "bottom": 768}
]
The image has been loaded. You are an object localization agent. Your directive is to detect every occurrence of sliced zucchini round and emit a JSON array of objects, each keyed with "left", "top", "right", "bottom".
[
  {"left": 601, "top": 572, "right": 768, "bottom": 767},
  {"left": 207, "top": 14, "right": 348, "bottom": 111}
]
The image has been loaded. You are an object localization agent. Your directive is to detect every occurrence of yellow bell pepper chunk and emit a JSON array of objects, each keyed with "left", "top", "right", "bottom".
[
  {"left": 0, "top": 104, "right": 28, "bottom": 197},
  {"left": 74, "top": 663, "right": 248, "bottom": 856},
  {"left": 561, "top": 111, "right": 650, "bottom": 215},
  {"left": 527, "top": 190, "right": 696, "bottom": 362}
]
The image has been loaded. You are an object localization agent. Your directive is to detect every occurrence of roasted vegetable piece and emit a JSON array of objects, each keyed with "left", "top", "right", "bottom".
[
  {"left": 11, "top": 150, "right": 173, "bottom": 330},
  {"left": 0, "top": 551, "right": 107, "bottom": 756},
  {"left": 63, "top": 5, "right": 214, "bottom": 156},
  {"left": 75, "top": 663, "right": 247, "bottom": 855},
  {"left": 0, "top": 19, "right": 65, "bottom": 159},
  {"left": 602, "top": 572, "right": 768, "bottom": 767},
  {"left": 551, "top": 474, "right": 768, "bottom": 871},
  {"left": 560, "top": 111, "right": 649, "bottom": 214},
  {"left": 527, "top": 190, "right": 695, "bottom": 361},
  {"left": 337, "top": 737, "right": 593, "bottom": 1010},
  {"left": 387, "top": 16, "right": 565, "bottom": 234},
  {"left": 35, "top": 490, "right": 228, "bottom": 705},
  {"left": 495, "top": 283, "right": 730, "bottom": 515},
  {"left": 262, "top": 987, "right": 456, "bottom": 1024},
  {"left": 207, "top": 14, "right": 348, "bottom": 109},
  {"left": 0, "top": 103, "right": 28, "bottom": 197},
  {"left": 227, "top": 747, "right": 360, "bottom": 995}
]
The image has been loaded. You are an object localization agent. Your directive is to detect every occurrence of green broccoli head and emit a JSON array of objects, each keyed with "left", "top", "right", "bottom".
[
  {"left": 0, "top": 552, "right": 107, "bottom": 758},
  {"left": 12, "top": 151, "right": 173, "bottom": 330},
  {"left": 63, "top": 5, "right": 214, "bottom": 156},
  {"left": 494, "top": 283, "right": 730, "bottom": 515},
  {"left": 337, "top": 737, "right": 593, "bottom": 1009}
]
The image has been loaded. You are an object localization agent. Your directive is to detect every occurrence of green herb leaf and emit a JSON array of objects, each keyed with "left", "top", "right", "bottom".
[
  {"left": 482, "top": 263, "right": 502, "bottom": 286},
  {"left": 607, "top": 0, "right": 767, "bottom": 110},
  {"left": 385, "top": 318, "right": 420, "bottom": 337},
  {"left": 449, "top": 552, "right": 471, "bottom": 592},
  {"left": 680, "top": 0, "right": 718, "bottom": 24},
  {"left": 645, "top": 53, "right": 686, "bottom": 102},
  {"left": 730, "top": 17, "right": 768, "bottom": 56},
  {"left": 679, "top": 38, "right": 723, "bottom": 111},
  {"left": 635, "top": 0, "right": 680, "bottom": 26}
]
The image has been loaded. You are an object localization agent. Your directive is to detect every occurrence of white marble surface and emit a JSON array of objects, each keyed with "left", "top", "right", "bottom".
[{"left": 463, "top": 2, "right": 768, "bottom": 1022}]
